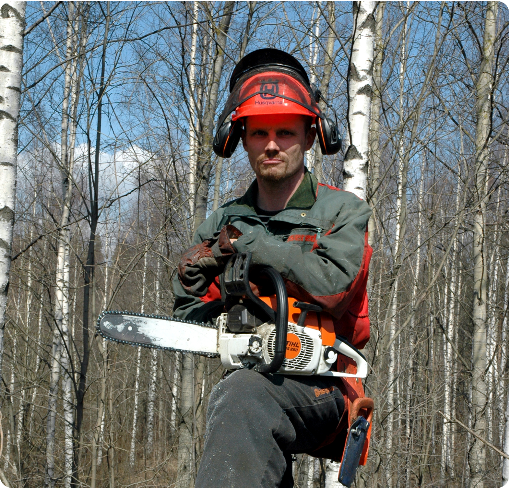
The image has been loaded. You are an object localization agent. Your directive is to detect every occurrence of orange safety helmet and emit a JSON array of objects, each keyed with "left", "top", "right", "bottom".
[
  {"left": 213, "top": 48, "right": 341, "bottom": 158},
  {"left": 231, "top": 71, "right": 318, "bottom": 120}
]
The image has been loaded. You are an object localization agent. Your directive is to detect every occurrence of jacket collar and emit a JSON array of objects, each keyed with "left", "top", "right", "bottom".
[{"left": 236, "top": 168, "right": 318, "bottom": 211}]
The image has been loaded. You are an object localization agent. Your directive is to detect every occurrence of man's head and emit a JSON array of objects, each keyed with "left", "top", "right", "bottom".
[
  {"left": 242, "top": 114, "right": 315, "bottom": 185},
  {"left": 213, "top": 49, "right": 341, "bottom": 159}
]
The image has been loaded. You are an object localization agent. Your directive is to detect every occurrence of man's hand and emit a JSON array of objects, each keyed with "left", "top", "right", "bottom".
[{"left": 178, "top": 225, "right": 242, "bottom": 296}]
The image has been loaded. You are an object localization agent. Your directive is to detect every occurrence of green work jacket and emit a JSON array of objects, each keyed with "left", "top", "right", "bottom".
[{"left": 172, "top": 170, "right": 373, "bottom": 349}]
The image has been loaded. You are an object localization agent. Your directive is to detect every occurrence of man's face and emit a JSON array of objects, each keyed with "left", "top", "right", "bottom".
[{"left": 242, "top": 114, "right": 316, "bottom": 185}]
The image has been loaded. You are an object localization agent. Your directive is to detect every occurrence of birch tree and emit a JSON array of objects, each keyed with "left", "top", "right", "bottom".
[
  {"left": 46, "top": 4, "right": 87, "bottom": 486},
  {"left": 342, "top": 1, "right": 375, "bottom": 200},
  {"left": 177, "top": 4, "right": 234, "bottom": 486},
  {"left": 470, "top": 3, "right": 498, "bottom": 486},
  {"left": 314, "top": 1, "right": 336, "bottom": 184},
  {"left": 0, "top": 0, "right": 25, "bottom": 401}
]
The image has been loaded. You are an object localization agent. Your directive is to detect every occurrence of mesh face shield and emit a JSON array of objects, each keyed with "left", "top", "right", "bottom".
[{"left": 216, "top": 66, "right": 321, "bottom": 130}]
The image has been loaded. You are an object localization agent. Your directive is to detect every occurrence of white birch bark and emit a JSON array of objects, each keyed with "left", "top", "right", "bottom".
[
  {"left": 16, "top": 205, "right": 36, "bottom": 457},
  {"left": 60, "top": 234, "right": 73, "bottom": 488},
  {"left": 343, "top": 1, "right": 375, "bottom": 200},
  {"left": 325, "top": 2, "right": 375, "bottom": 486},
  {"left": 0, "top": 1, "right": 25, "bottom": 404},
  {"left": 441, "top": 160, "right": 463, "bottom": 481},
  {"left": 188, "top": 1, "right": 199, "bottom": 216},
  {"left": 486, "top": 193, "right": 501, "bottom": 447},
  {"left": 29, "top": 277, "right": 44, "bottom": 439},
  {"left": 128, "top": 348, "right": 142, "bottom": 467},
  {"left": 306, "top": 1, "right": 321, "bottom": 171},
  {"left": 314, "top": 1, "right": 336, "bottom": 183},
  {"left": 385, "top": 4, "right": 409, "bottom": 484},
  {"left": 146, "top": 256, "right": 161, "bottom": 454},
  {"left": 470, "top": 3, "right": 498, "bottom": 486},
  {"left": 61, "top": 14, "right": 86, "bottom": 483},
  {"left": 170, "top": 352, "right": 181, "bottom": 432},
  {"left": 129, "top": 249, "right": 148, "bottom": 467},
  {"left": 96, "top": 243, "right": 109, "bottom": 468},
  {"left": 212, "top": 157, "right": 223, "bottom": 212},
  {"left": 46, "top": 5, "right": 78, "bottom": 485},
  {"left": 367, "top": 0, "right": 383, "bottom": 251},
  {"left": 502, "top": 263, "right": 509, "bottom": 483},
  {"left": 405, "top": 153, "right": 425, "bottom": 488},
  {"left": 90, "top": 238, "right": 110, "bottom": 487}
]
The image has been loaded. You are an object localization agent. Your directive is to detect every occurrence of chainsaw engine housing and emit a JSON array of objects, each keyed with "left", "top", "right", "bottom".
[{"left": 217, "top": 314, "right": 333, "bottom": 375}]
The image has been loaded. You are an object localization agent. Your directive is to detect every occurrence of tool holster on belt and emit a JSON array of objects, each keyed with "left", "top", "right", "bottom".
[{"left": 308, "top": 356, "right": 374, "bottom": 487}]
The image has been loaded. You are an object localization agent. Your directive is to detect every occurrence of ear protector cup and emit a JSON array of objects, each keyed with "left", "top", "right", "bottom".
[
  {"left": 316, "top": 116, "right": 342, "bottom": 155},
  {"left": 213, "top": 119, "right": 243, "bottom": 158}
]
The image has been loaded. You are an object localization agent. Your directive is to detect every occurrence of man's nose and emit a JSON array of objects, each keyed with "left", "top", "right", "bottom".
[{"left": 265, "top": 138, "right": 279, "bottom": 154}]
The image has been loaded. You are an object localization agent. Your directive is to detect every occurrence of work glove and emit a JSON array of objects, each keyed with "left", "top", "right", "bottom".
[{"left": 178, "top": 225, "right": 243, "bottom": 296}]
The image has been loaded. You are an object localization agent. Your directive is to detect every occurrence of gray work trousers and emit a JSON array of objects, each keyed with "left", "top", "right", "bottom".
[{"left": 195, "top": 369, "right": 345, "bottom": 488}]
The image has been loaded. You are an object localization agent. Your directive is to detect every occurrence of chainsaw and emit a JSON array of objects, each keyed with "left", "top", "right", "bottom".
[{"left": 97, "top": 252, "right": 367, "bottom": 379}]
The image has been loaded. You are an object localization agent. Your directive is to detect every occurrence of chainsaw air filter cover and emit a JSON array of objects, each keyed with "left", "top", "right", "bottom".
[{"left": 262, "top": 322, "right": 323, "bottom": 375}]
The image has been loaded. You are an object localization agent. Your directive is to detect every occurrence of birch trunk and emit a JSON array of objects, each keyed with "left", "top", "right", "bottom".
[
  {"left": 441, "top": 159, "right": 463, "bottom": 481},
  {"left": 501, "top": 262, "right": 509, "bottom": 484},
  {"left": 343, "top": 1, "right": 375, "bottom": 200},
  {"left": 0, "top": 0, "right": 25, "bottom": 403},
  {"left": 188, "top": 1, "right": 199, "bottom": 216},
  {"left": 129, "top": 249, "right": 148, "bottom": 467},
  {"left": 176, "top": 353, "right": 195, "bottom": 488},
  {"left": 171, "top": 352, "right": 181, "bottom": 432},
  {"left": 212, "top": 2, "right": 255, "bottom": 208},
  {"left": 367, "top": 1, "right": 384, "bottom": 249},
  {"left": 28, "top": 276, "right": 44, "bottom": 439},
  {"left": 177, "top": 5, "right": 234, "bottom": 487},
  {"left": 212, "top": 157, "right": 223, "bottom": 211},
  {"left": 193, "top": 1, "right": 234, "bottom": 230},
  {"left": 325, "top": 2, "right": 375, "bottom": 486},
  {"left": 405, "top": 153, "right": 425, "bottom": 488},
  {"left": 470, "top": 3, "right": 498, "bottom": 486},
  {"left": 63, "top": 11, "right": 88, "bottom": 485},
  {"left": 385, "top": 4, "right": 409, "bottom": 484},
  {"left": 91, "top": 236, "right": 110, "bottom": 484},
  {"left": 146, "top": 257, "right": 161, "bottom": 454},
  {"left": 129, "top": 347, "right": 142, "bottom": 467},
  {"left": 305, "top": 1, "right": 321, "bottom": 173},
  {"left": 46, "top": 5, "right": 78, "bottom": 485},
  {"left": 74, "top": 5, "right": 107, "bottom": 483},
  {"left": 314, "top": 1, "right": 336, "bottom": 183}
]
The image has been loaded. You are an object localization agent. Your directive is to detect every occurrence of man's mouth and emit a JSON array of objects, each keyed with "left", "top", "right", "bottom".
[{"left": 262, "top": 158, "right": 284, "bottom": 164}]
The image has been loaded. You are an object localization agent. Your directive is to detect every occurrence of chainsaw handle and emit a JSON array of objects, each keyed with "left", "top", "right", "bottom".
[
  {"left": 223, "top": 253, "right": 276, "bottom": 322},
  {"left": 222, "top": 252, "right": 288, "bottom": 374},
  {"left": 254, "top": 266, "right": 288, "bottom": 374}
]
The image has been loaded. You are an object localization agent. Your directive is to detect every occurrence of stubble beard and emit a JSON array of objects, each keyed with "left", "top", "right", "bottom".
[{"left": 256, "top": 157, "right": 303, "bottom": 187}]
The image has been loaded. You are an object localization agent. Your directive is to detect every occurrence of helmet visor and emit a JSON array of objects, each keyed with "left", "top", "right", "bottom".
[{"left": 218, "top": 67, "right": 320, "bottom": 128}]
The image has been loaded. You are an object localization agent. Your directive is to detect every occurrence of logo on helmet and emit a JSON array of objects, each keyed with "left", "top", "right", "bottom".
[{"left": 260, "top": 82, "right": 279, "bottom": 99}]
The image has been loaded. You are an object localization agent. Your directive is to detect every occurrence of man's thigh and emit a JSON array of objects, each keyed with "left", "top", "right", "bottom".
[{"left": 222, "top": 370, "right": 345, "bottom": 453}]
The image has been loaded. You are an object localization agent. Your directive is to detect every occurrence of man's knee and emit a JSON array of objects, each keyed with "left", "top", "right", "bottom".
[
  {"left": 210, "top": 369, "right": 266, "bottom": 405},
  {"left": 207, "top": 369, "right": 277, "bottom": 423}
]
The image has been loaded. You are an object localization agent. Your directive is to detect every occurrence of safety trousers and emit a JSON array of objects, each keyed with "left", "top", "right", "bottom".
[{"left": 195, "top": 369, "right": 345, "bottom": 488}]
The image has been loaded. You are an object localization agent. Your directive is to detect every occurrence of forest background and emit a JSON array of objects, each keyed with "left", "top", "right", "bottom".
[{"left": 0, "top": 1, "right": 508, "bottom": 487}]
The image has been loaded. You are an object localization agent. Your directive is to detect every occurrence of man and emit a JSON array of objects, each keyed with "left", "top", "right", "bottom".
[{"left": 173, "top": 49, "right": 372, "bottom": 487}]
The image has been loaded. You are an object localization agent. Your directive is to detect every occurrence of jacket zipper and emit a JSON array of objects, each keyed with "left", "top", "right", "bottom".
[{"left": 316, "top": 227, "right": 322, "bottom": 239}]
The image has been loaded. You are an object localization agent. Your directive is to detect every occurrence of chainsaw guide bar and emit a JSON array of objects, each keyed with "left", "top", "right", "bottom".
[{"left": 96, "top": 310, "right": 220, "bottom": 357}]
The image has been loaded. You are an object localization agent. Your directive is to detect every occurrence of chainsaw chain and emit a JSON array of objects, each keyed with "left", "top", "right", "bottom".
[{"left": 96, "top": 310, "right": 220, "bottom": 358}]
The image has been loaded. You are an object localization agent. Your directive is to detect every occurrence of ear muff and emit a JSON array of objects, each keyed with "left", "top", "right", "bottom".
[
  {"left": 316, "top": 116, "right": 342, "bottom": 156},
  {"left": 213, "top": 119, "right": 243, "bottom": 158}
]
